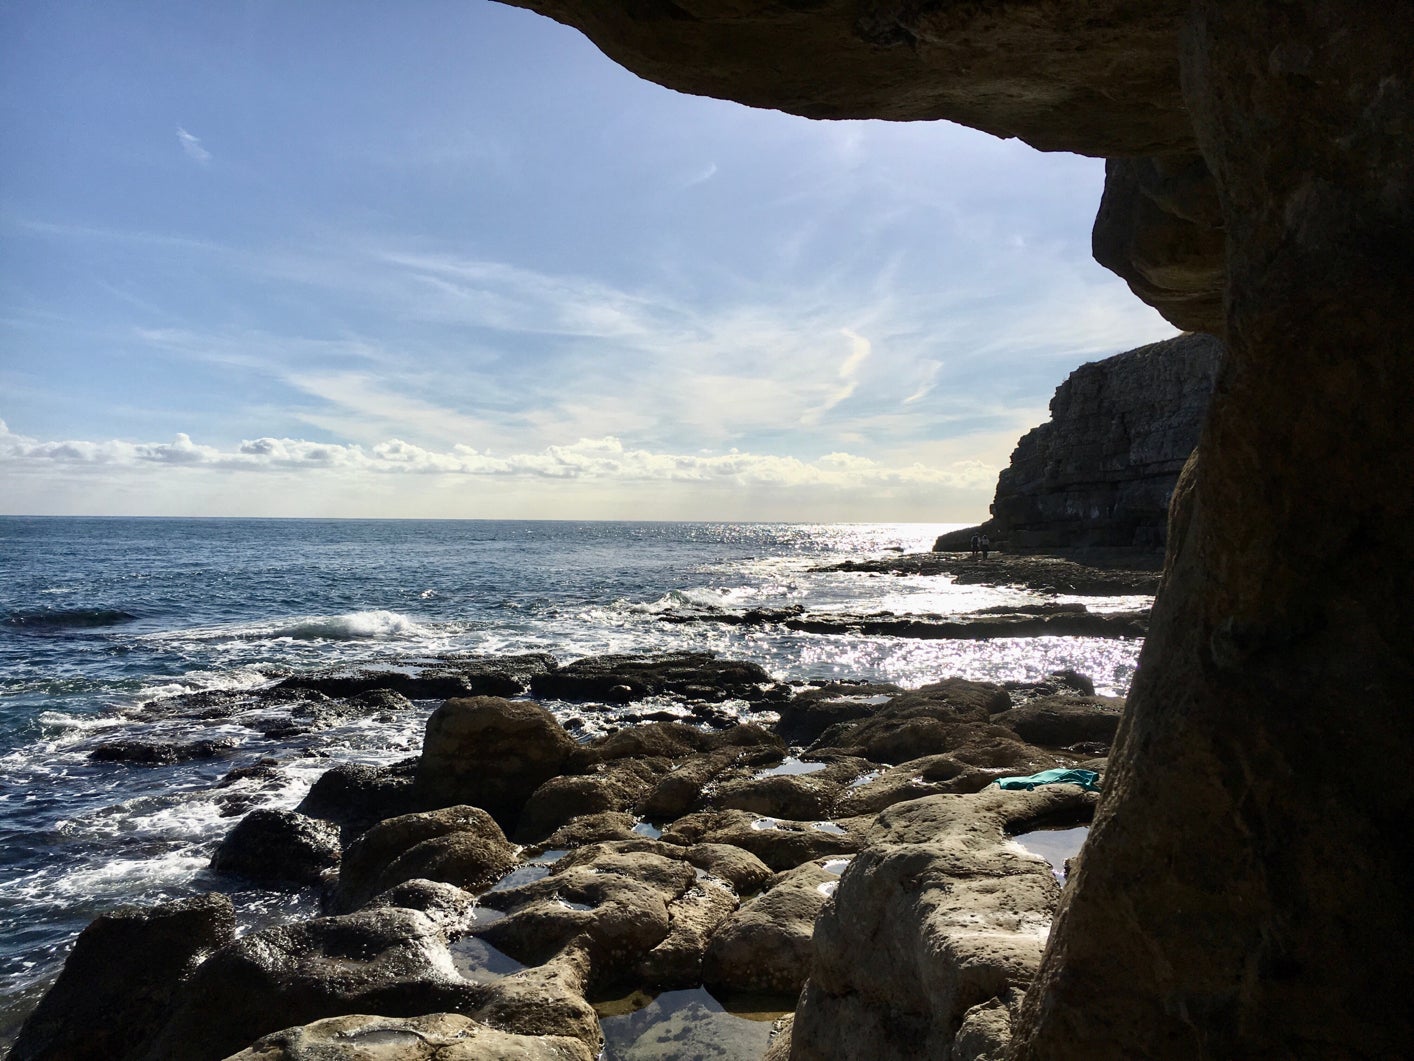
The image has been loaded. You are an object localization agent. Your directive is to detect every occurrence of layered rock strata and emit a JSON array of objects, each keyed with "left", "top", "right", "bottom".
[
  {"left": 501, "top": 2, "right": 1414, "bottom": 1055},
  {"left": 935, "top": 332, "right": 1222, "bottom": 552}
]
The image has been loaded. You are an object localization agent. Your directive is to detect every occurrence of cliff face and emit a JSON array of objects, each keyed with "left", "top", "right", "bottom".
[{"left": 988, "top": 332, "right": 1220, "bottom": 550}]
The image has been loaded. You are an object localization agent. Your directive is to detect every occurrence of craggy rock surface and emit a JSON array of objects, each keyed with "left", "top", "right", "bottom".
[
  {"left": 529, "top": 651, "right": 775, "bottom": 705},
  {"left": 794, "top": 786, "right": 1096, "bottom": 1060},
  {"left": 211, "top": 808, "right": 341, "bottom": 888},
  {"left": 23, "top": 666, "right": 1121, "bottom": 1061},
  {"left": 9, "top": 894, "right": 234, "bottom": 1061},
  {"left": 226, "top": 1012, "right": 595, "bottom": 1061},
  {"left": 415, "top": 697, "right": 577, "bottom": 829},
  {"left": 661, "top": 604, "right": 1149, "bottom": 640},
  {"left": 937, "top": 334, "right": 1222, "bottom": 552},
  {"left": 816, "top": 552, "right": 1160, "bottom": 595}
]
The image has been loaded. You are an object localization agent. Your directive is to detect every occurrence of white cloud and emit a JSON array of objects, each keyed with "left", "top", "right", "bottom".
[
  {"left": 176, "top": 127, "right": 211, "bottom": 165},
  {"left": 0, "top": 420, "right": 996, "bottom": 492}
]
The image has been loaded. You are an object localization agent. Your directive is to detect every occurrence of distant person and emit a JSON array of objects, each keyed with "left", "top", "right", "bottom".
[
  {"left": 970, "top": 533, "right": 980, "bottom": 559},
  {"left": 980, "top": 534, "right": 991, "bottom": 560}
]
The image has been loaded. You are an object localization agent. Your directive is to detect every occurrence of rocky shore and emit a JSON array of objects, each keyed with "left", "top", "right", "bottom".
[
  {"left": 14, "top": 657, "right": 1112, "bottom": 1061},
  {"left": 11, "top": 556, "right": 1136, "bottom": 1061}
]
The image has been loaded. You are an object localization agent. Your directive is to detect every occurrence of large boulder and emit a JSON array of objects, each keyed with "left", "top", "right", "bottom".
[
  {"left": 331, "top": 805, "right": 517, "bottom": 913},
  {"left": 793, "top": 786, "right": 1097, "bottom": 1060},
  {"left": 474, "top": 842, "right": 696, "bottom": 988},
  {"left": 296, "top": 759, "right": 421, "bottom": 841},
  {"left": 10, "top": 894, "right": 234, "bottom": 1061},
  {"left": 703, "top": 862, "right": 838, "bottom": 996},
  {"left": 211, "top": 808, "right": 341, "bottom": 887},
  {"left": 415, "top": 698, "right": 577, "bottom": 828},
  {"left": 141, "top": 907, "right": 480, "bottom": 1061}
]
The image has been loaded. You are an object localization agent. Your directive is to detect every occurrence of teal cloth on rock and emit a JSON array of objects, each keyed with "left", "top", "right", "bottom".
[{"left": 993, "top": 768, "right": 1101, "bottom": 792}]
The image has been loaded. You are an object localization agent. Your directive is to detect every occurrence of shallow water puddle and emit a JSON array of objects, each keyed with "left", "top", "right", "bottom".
[
  {"left": 449, "top": 930, "right": 523, "bottom": 983},
  {"left": 820, "top": 857, "right": 851, "bottom": 875},
  {"left": 596, "top": 986, "right": 789, "bottom": 1061},
  {"left": 809, "top": 821, "right": 847, "bottom": 835},
  {"left": 1014, "top": 826, "right": 1090, "bottom": 880},
  {"left": 755, "top": 757, "right": 828, "bottom": 778},
  {"left": 488, "top": 849, "right": 569, "bottom": 892},
  {"left": 632, "top": 820, "right": 663, "bottom": 839}
]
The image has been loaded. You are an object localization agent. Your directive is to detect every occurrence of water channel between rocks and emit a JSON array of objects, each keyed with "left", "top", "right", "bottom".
[{"left": 595, "top": 986, "right": 791, "bottom": 1061}]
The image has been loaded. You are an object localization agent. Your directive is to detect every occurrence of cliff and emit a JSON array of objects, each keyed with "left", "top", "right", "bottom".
[{"left": 938, "top": 332, "right": 1222, "bottom": 553}]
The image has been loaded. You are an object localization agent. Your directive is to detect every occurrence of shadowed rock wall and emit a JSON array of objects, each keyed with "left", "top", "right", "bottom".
[
  {"left": 990, "top": 332, "right": 1220, "bottom": 551},
  {"left": 499, "top": 1, "right": 1414, "bottom": 1055}
]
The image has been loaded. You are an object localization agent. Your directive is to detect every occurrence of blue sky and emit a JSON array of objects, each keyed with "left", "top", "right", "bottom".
[{"left": 0, "top": 0, "right": 1177, "bottom": 520}]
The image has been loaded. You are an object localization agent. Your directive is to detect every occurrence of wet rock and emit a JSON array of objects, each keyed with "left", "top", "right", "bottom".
[
  {"left": 10, "top": 893, "right": 234, "bottom": 1061},
  {"left": 530, "top": 652, "right": 772, "bottom": 704},
  {"left": 992, "top": 695, "right": 1124, "bottom": 750},
  {"left": 277, "top": 654, "right": 556, "bottom": 701},
  {"left": 662, "top": 810, "right": 861, "bottom": 873},
  {"left": 212, "top": 808, "right": 341, "bottom": 887},
  {"left": 703, "top": 862, "right": 837, "bottom": 996},
  {"left": 1004, "top": 670, "right": 1096, "bottom": 701},
  {"left": 89, "top": 736, "right": 237, "bottom": 765},
  {"left": 792, "top": 786, "right": 1096, "bottom": 1060},
  {"left": 462, "top": 943, "right": 602, "bottom": 1049},
  {"left": 415, "top": 697, "right": 577, "bottom": 829},
  {"left": 636, "top": 875, "right": 739, "bottom": 989},
  {"left": 773, "top": 683, "right": 900, "bottom": 745},
  {"left": 680, "top": 844, "right": 773, "bottom": 896},
  {"left": 710, "top": 760, "right": 861, "bottom": 821},
  {"left": 953, "top": 993, "right": 1020, "bottom": 1061},
  {"left": 529, "top": 811, "right": 641, "bottom": 852},
  {"left": 518, "top": 760, "right": 663, "bottom": 843},
  {"left": 295, "top": 759, "right": 421, "bottom": 841},
  {"left": 142, "top": 907, "right": 480, "bottom": 1061},
  {"left": 806, "top": 680, "right": 1051, "bottom": 766},
  {"left": 475, "top": 843, "right": 696, "bottom": 987},
  {"left": 331, "top": 805, "right": 517, "bottom": 913},
  {"left": 225, "top": 1012, "right": 596, "bottom": 1061},
  {"left": 637, "top": 749, "right": 743, "bottom": 821},
  {"left": 362, "top": 878, "right": 480, "bottom": 929},
  {"left": 834, "top": 755, "right": 1028, "bottom": 817}
]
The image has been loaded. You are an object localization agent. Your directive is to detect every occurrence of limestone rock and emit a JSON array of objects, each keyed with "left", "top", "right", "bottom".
[
  {"left": 517, "top": 761, "right": 661, "bottom": 843},
  {"left": 475, "top": 843, "right": 696, "bottom": 987},
  {"left": 9, "top": 894, "right": 234, "bottom": 1061},
  {"left": 1092, "top": 153, "right": 1226, "bottom": 335},
  {"left": 224, "top": 1012, "right": 595, "bottom": 1061},
  {"left": 792, "top": 786, "right": 1097, "bottom": 1060},
  {"left": 415, "top": 697, "right": 577, "bottom": 828},
  {"left": 331, "top": 805, "right": 516, "bottom": 913},
  {"left": 529, "top": 651, "right": 772, "bottom": 704},
  {"left": 661, "top": 810, "right": 861, "bottom": 873},
  {"left": 773, "top": 683, "right": 900, "bottom": 746},
  {"left": 944, "top": 333, "right": 1222, "bottom": 552},
  {"left": 992, "top": 695, "right": 1125, "bottom": 751},
  {"left": 636, "top": 875, "right": 739, "bottom": 989},
  {"left": 295, "top": 759, "right": 421, "bottom": 841},
  {"left": 142, "top": 907, "right": 479, "bottom": 1061},
  {"left": 211, "top": 808, "right": 341, "bottom": 888},
  {"left": 703, "top": 862, "right": 837, "bottom": 996},
  {"left": 500, "top": 0, "right": 1194, "bottom": 154},
  {"left": 680, "top": 843, "right": 773, "bottom": 895}
]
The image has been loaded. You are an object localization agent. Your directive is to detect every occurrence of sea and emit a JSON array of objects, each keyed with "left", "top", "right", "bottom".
[{"left": 0, "top": 516, "right": 1147, "bottom": 1044}]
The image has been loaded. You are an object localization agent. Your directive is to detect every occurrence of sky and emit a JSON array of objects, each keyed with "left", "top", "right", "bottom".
[{"left": 0, "top": 1, "right": 1178, "bottom": 522}]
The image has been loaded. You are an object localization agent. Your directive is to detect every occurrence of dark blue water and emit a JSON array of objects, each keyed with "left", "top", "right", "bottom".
[{"left": 0, "top": 517, "right": 1143, "bottom": 1040}]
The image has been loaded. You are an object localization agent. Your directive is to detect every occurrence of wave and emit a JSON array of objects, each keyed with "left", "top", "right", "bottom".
[
  {"left": 4, "top": 608, "right": 139, "bottom": 630},
  {"left": 263, "top": 609, "right": 431, "bottom": 642}
]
